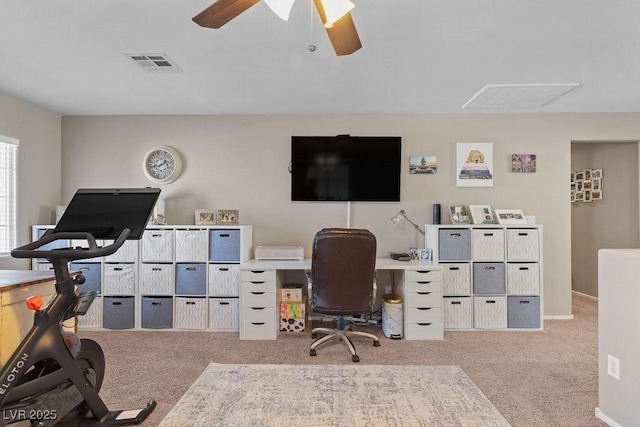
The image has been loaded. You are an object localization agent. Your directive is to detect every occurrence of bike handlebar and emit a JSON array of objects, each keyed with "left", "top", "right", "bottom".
[{"left": 11, "top": 228, "right": 131, "bottom": 261}]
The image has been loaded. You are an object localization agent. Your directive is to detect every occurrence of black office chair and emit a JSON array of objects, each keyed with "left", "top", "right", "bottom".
[{"left": 308, "top": 228, "right": 381, "bottom": 362}]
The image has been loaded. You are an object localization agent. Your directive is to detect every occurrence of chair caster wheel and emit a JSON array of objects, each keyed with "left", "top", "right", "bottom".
[
  {"left": 352, "top": 355, "right": 360, "bottom": 362},
  {"left": 310, "top": 349, "right": 316, "bottom": 356},
  {"left": 311, "top": 333, "right": 318, "bottom": 339},
  {"left": 374, "top": 341, "right": 381, "bottom": 347}
]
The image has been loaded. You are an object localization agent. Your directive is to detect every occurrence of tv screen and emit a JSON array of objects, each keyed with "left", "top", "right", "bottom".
[
  {"left": 54, "top": 188, "right": 160, "bottom": 240},
  {"left": 291, "top": 135, "right": 401, "bottom": 202}
]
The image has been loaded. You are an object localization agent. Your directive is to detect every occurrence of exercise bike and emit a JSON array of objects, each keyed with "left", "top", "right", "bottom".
[{"left": 0, "top": 188, "right": 160, "bottom": 426}]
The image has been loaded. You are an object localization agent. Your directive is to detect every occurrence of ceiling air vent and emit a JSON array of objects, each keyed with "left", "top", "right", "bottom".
[
  {"left": 128, "top": 54, "right": 183, "bottom": 73},
  {"left": 462, "top": 84, "right": 580, "bottom": 109}
]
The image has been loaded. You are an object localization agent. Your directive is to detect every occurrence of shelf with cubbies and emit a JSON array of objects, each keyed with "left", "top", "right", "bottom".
[
  {"left": 424, "top": 224, "right": 543, "bottom": 331},
  {"left": 31, "top": 225, "right": 253, "bottom": 332}
]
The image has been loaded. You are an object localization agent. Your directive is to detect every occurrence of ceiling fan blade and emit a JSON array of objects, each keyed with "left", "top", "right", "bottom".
[
  {"left": 193, "top": 0, "right": 261, "bottom": 29},
  {"left": 313, "top": 0, "right": 362, "bottom": 56}
]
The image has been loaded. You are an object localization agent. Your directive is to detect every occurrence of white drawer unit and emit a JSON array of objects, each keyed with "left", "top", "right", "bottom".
[
  {"left": 141, "top": 229, "right": 174, "bottom": 262},
  {"left": 426, "top": 224, "right": 543, "bottom": 331},
  {"left": 240, "top": 269, "right": 278, "bottom": 340},
  {"left": 175, "top": 229, "right": 208, "bottom": 262},
  {"left": 402, "top": 268, "right": 443, "bottom": 340}
]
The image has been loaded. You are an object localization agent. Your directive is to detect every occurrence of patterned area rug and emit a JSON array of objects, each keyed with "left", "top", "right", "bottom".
[{"left": 159, "top": 363, "right": 511, "bottom": 426}]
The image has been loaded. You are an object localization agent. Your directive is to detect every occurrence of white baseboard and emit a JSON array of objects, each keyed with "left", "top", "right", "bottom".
[
  {"left": 572, "top": 290, "right": 598, "bottom": 301},
  {"left": 543, "top": 315, "right": 575, "bottom": 320},
  {"left": 595, "top": 407, "right": 622, "bottom": 427}
]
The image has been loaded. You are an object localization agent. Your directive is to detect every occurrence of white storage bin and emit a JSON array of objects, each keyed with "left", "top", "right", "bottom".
[
  {"left": 507, "top": 263, "right": 540, "bottom": 295},
  {"left": 472, "top": 229, "right": 505, "bottom": 261},
  {"left": 507, "top": 228, "right": 539, "bottom": 261},
  {"left": 474, "top": 296, "right": 507, "bottom": 329},
  {"left": 35, "top": 262, "right": 55, "bottom": 272},
  {"left": 209, "top": 297, "right": 239, "bottom": 331},
  {"left": 175, "top": 229, "right": 208, "bottom": 262},
  {"left": 140, "top": 263, "right": 175, "bottom": 295},
  {"left": 141, "top": 229, "right": 174, "bottom": 262},
  {"left": 102, "top": 263, "right": 135, "bottom": 295},
  {"left": 443, "top": 297, "right": 473, "bottom": 329},
  {"left": 441, "top": 263, "right": 471, "bottom": 295},
  {"left": 103, "top": 240, "right": 138, "bottom": 263},
  {"left": 175, "top": 297, "right": 208, "bottom": 330},
  {"left": 77, "top": 296, "right": 102, "bottom": 329},
  {"left": 209, "top": 264, "right": 240, "bottom": 296}
]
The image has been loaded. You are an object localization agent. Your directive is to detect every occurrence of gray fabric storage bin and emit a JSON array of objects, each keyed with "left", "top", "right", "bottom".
[
  {"left": 70, "top": 262, "right": 102, "bottom": 294},
  {"left": 508, "top": 296, "right": 540, "bottom": 328},
  {"left": 473, "top": 262, "right": 506, "bottom": 294},
  {"left": 142, "top": 296, "right": 174, "bottom": 329},
  {"left": 175, "top": 263, "right": 207, "bottom": 295},
  {"left": 438, "top": 229, "right": 471, "bottom": 261},
  {"left": 103, "top": 296, "right": 134, "bottom": 329},
  {"left": 209, "top": 229, "right": 241, "bottom": 262}
]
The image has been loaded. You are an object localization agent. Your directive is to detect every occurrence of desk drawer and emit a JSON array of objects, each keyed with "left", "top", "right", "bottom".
[
  {"left": 406, "top": 322, "right": 443, "bottom": 340},
  {"left": 406, "top": 307, "right": 442, "bottom": 323},
  {"left": 405, "top": 270, "right": 441, "bottom": 282},
  {"left": 405, "top": 289, "right": 442, "bottom": 308},
  {"left": 242, "top": 306, "right": 275, "bottom": 323},
  {"left": 241, "top": 270, "right": 276, "bottom": 282},
  {"left": 240, "top": 320, "right": 276, "bottom": 340},
  {"left": 241, "top": 289, "right": 275, "bottom": 307}
]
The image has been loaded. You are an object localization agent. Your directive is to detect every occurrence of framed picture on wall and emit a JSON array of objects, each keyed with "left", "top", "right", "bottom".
[{"left": 456, "top": 142, "right": 494, "bottom": 187}]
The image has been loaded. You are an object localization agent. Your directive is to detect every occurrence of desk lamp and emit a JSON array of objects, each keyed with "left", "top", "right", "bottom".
[{"left": 391, "top": 210, "right": 425, "bottom": 236}]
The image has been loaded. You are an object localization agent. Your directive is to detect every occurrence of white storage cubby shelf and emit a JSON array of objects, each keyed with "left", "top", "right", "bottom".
[
  {"left": 31, "top": 225, "right": 253, "bottom": 332},
  {"left": 424, "top": 224, "right": 543, "bottom": 331}
]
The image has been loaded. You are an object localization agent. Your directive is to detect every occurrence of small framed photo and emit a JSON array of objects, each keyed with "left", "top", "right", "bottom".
[
  {"left": 570, "top": 172, "right": 575, "bottom": 183},
  {"left": 575, "top": 171, "right": 584, "bottom": 181},
  {"left": 418, "top": 248, "right": 432, "bottom": 261},
  {"left": 494, "top": 209, "right": 527, "bottom": 225},
  {"left": 217, "top": 209, "right": 239, "bottom": 225},
  {"left": 592, "top": 178, "right": 601, "bottom": 191},
  {"left": 449, "top": 206, "right": 470, "bottom": 224},
  {"left": 469, "top": 205, "right": 495, "bottom": 224},
  {"left": 592, "top": 169, "right": 603, "bottom": 179},
  {"left": 576, "top": 180, "right": 584, "bottom": 191},
  {"left": 583, "top": 169, "right": 592, "bottom": 181},
  {"left": 195, "top": 209, "right": 217, "bottom": 225},
  {"left": 571, "top": 191, "right": 576, "bottom": 203},
  {"left": 584, "top": 190, "right": 592, "bottom": 202},
  {"left": 592, "top": 190, "right": 603, "bottom": 200},
  {"left": 575, "top": 191, "right": 584, "bottom": 202}
]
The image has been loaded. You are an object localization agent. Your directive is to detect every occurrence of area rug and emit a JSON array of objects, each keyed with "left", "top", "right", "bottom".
[{"left": 159, "top": 363, "right": 511, "bottom": 426}]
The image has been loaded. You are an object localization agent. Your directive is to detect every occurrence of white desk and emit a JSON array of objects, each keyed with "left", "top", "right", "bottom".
[{"left": 239, "top": 258, "right": 443, "bottom": 340}]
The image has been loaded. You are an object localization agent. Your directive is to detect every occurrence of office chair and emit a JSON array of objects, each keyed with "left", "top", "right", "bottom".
[{"left": 308, "top": 228, "right": 381, "bottom": 362}]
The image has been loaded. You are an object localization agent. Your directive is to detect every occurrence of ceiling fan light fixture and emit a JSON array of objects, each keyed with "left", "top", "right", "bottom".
[
  {"left": 264, "top": 0, "right": 296, "bottom": 21},
  {"left": 319, "top": 0, "right": 355, "bottom": 28}
]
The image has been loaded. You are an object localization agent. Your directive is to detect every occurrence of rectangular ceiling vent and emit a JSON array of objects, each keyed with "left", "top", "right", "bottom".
[
  {"left": 128, "top": 54, "right": 183, "bottom": 73},
  {"left": 462, "top": 84, "right": 580, "bottom": 109}
]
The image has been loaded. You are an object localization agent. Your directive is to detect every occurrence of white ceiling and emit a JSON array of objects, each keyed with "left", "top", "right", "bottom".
[{"left": 1, "top": 0, "right": 639, "bottom": 116}]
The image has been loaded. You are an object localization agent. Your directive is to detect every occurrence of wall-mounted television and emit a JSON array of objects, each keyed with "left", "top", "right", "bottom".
[{"left": 291, "top": 135, "right": 401, "bottom": 202}]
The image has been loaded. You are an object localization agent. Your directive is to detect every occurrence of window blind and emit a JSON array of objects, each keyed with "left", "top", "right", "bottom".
[{"left": 0, "top": 137, "right": 18, "bottom": 255}]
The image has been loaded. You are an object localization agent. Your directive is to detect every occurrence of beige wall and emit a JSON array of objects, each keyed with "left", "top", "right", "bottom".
[
  {"left": 571, "top": 141, "right": 639, "bottom": 297},
  {"left": 0, "top": 93, "right": 62, "bottom": 270},
  {"left": 59, "top": 113, "right": 640, "bottom": 317}
]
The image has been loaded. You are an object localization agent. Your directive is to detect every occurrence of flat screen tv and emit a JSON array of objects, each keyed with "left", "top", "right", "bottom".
[{"left": 291, "top": 135, "right": 401, "bottom": 202}]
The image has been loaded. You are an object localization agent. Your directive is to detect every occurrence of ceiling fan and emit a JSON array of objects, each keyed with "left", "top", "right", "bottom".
[{"left": 192, "top": 0, "right": 362, "bottom": 56}]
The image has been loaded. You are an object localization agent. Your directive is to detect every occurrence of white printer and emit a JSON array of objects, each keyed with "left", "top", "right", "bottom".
[{"left": 254, "top": 245, "right": 305, "bottom": 261}]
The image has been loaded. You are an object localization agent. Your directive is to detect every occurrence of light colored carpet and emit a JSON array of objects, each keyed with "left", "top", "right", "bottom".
[{"left": 159, "top": 363, "right": 511, "bottom": 426}]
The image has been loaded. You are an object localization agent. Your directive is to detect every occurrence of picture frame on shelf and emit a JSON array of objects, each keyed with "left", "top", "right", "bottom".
[
  {"left": 449, "top": 206, "right": 471, "bottom": 224},
  {"left": 195, "top": 209, "right": 217, "bottom": 225},
  {"left": 418, "top": 248, "right": 432, "bottom": 260},
  {"left": 217, "top": 209, "right": 239, "bottom": 225},
  {"left": 469, "top": 205, "right": 495, "bottom": 224},
  {"left": 494, "top": 209, "right": 527, "bottom": 225}
]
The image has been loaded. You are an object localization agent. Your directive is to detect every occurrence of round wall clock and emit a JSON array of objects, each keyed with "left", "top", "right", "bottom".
[{"left": 143, "top": 146, "right": 183, "bottom": 184}]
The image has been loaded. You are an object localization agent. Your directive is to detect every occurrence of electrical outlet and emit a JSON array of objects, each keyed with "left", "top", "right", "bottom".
[
  {"left": 608, "top": 354, "right": 620, "bottom": 380},
  {"left": 385, "top": 285, "right": 393, "bottom": 294}
]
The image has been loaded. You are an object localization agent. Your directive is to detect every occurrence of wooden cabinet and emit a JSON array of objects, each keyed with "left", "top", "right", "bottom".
[{"left": 425, "top": 224, "right": 543, "bottom": 331}]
